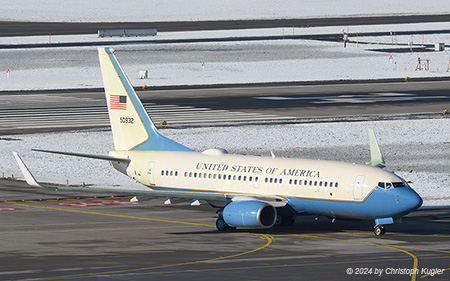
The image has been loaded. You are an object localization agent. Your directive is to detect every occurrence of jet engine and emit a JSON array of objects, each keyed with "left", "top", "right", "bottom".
[{"left": 222, "top": 201, "right": 277, "bottom": 228}]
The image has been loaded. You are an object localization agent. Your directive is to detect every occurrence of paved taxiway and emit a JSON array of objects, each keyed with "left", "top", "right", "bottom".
[
  {"left": 1, "top": 179, "right": 449, "bottom": 281},
  {"left": 2, "top": 15, "right": 450, "bottom": 36},
  {"left": 1, "top": 80, "right": 450, "bottom": 135}
]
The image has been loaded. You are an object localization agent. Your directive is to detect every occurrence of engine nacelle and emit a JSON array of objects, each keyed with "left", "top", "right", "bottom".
[{"left": 223, "top": 201, "right": 277, "bottom": 228}]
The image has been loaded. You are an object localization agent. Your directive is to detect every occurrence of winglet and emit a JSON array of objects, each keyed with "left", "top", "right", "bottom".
[
  {"left": 12, "top": 152, "right": 42, "bottom": 187},
  {"left": 368, "top": 129, "right": 386, "bottom": 168}
]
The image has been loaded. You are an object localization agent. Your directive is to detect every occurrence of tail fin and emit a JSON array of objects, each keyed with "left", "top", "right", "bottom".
[{"left": 98, "top": 48, "right": 192, "bottom": 152}]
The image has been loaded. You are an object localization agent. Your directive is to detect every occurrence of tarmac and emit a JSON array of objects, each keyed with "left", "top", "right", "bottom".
[{"left": 1, "top": 178, "right": 450, "bottom": 281}]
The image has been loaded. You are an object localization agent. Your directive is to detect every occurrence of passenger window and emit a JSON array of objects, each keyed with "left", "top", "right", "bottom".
[
  {"left": 314, "top": 181, "right": 317, "bottom": 186},
  {"left": 161, "top": 170, "right": 164, "bottom": 176},
  {"left": 335, "top": 182, "right": 339, "bottom": 188},
  {"left": 289, "top": 179, "right": 292, "bottom": 185},
  {"left": 270, "top": 178, "right": 273, "bottom": 183},
  {"left": 243, "top": 176, "right": 246, "bottom": 181},
  {"left": 228, "top": 175, "right": 232, "bottom": 180},
  {"left": 324, "top": 182, "right": 328, "bottom": 187},
  {"left": 249, "top": 176, "right": 252, "bottom": 182},
  {"left": 319, "top": 181, "right": 322, "bottom": 187},
  {"left": 189, "top": 172, "right": 192, "bottom": 177},
  {"left": 274, "top": 178, "right": 277, "bottom": 184},
  {"left": 175, "top": 171, "right": 178, "bottom": 177},
  {"left": 233, "top": 175, "right": 236, "bottom": 181},
  {"left": 238, "top": 176, "right": 242, "bottom": 181},
  {"left": 298, "top": 180, "right": 302, "bottom": 185},
  {"left": 309, "top": 181, "right": 313, "bottom": 186},
  {"left": 255, "top": 176, "right": 259, "bottom": 182},
  {"left": 280, "top": 179, "right": 283, "bottom": 184},
  {"left": 330, "top": 182, "right": 333, "bottom": 188},
  {"left": 213, "top": 174, "right": 216, "bottom": 179},
  {"left": 184, "top": 172, "right": 187, "bottom": 177}
]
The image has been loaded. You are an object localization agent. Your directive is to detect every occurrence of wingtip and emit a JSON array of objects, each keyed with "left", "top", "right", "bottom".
[
  {"left": 368, "top": 128, "right": 386, "bottom": 168},
  {"left": 12, "top": 152, "right": 42, "bottom": 188}
]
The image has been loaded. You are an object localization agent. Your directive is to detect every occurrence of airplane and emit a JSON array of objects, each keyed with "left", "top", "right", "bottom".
[{"left": 13, "top": 47, "right": 423, "bottom": 236}]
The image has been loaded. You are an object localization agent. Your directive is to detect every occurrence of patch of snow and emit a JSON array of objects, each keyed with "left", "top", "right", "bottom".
[
  {"left": 1, "top": 37, "right": 450, "bottom": 91},
  {"left": 2, "top": 118, "right": 450, "bottom": 205}
]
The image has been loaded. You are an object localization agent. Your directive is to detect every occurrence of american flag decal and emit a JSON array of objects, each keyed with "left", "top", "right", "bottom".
[{"left": 110, "top": 95, "right": 127, "bottom": 110}]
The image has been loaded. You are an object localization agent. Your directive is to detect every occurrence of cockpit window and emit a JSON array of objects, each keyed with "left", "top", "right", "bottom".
[
  {"left": 378, "top": 181, "right": 409, "bottom": 189},
  {"left": 378, "top": 182, "right": 392, "bottom": 189},
  {"left": 392, "top": 182, "right": 408, "bottom": 188}
]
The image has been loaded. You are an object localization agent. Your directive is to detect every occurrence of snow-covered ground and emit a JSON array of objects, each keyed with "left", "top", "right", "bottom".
[
  {"left": 2, "top": 22, "right": 450, "bottom": 91},
  {"left": 2, "top": 118, "right": 450, "bottom": 206},
  {"left": 0, "top": 0, "right": 449, "bottom": 22}
]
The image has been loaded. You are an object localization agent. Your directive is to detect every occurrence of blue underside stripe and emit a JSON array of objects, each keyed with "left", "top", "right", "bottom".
[{"left": 150, "top": 186, "right": 419, "bottom": 220}]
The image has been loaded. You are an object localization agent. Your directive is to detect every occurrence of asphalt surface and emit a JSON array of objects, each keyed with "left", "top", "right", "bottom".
[
  {"left": 1, "top": 178, "right": 449, "bottom": 281},
  {"left": 1, "top": 80, "right": 449, "bottom": 135},
  {"left": 2, "top": 14, "right": 450, "bottom": 36}
]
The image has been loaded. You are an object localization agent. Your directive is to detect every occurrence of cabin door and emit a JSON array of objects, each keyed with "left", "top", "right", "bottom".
[
  {"left": 253, "top": 176, "right": 260, "bottom": 189},
  {"left": 147, "top": 161, "right": 157, "bottom": 186},
  {"left": 353, "top": 175, "right": 365, "bottom": 200}
]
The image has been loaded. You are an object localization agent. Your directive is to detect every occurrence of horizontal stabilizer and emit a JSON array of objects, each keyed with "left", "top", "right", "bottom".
[{"left": 32, "top": 149, "right": 130, "bottom": 162}]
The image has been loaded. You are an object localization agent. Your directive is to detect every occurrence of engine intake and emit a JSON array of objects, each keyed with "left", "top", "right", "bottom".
[{"left": 223, "top": 201, "right": 277, "bottom": 228}]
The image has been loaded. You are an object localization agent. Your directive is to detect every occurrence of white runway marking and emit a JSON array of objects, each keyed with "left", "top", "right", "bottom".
[
  {"left": 254, "top": 92, "right": 450, "bottom": 104},
  {"left": 0, "top": 103, "right": 295, "bottom": 132}
]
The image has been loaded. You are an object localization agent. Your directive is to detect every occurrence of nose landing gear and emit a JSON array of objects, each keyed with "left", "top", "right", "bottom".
[{"left": 374, "top": 225, "right": 386, "bottom": 236}]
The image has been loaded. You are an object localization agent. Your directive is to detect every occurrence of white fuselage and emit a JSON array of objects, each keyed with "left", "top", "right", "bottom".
[{"left": 110, "top": 149, "right": 402, "bottom": 203}]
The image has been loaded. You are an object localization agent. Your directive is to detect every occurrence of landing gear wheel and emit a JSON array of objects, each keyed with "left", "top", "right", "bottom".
[
  {"left": 373, "top": 225, "right": 386, "bottom": 236},
  {"left": 276, "top": 215, "right": 296, "bottom": 226},
  {"left": 216, "top": 218, "right": 235, "bottom": 231}
]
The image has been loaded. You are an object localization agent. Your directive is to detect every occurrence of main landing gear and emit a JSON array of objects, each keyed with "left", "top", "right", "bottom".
[
  {"left": 216, "top": 217, "right": 236, "bottom": 232},
  {"left": 373, "top": 225, "right": 386, "bottom": 236},
  {"left": 275, "top": 214, "right": 296, "bottom": 226}
]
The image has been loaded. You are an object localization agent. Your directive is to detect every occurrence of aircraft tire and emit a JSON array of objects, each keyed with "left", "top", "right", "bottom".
[
  {"left": 374, "top": 225, "right": 386, "bottom": 236},
  {"left": 216, "top": 217, "right": 230, "bottom": 231},
  {"left": 276, "top": 215, "right": 296, "bottom": 226}
]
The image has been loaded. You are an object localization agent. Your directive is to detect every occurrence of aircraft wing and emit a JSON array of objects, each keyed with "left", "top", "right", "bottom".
[
  {"left": 416, "top": 205, "right": 450, "bottom": 211},
  {"left": 13, "top": 152, "right": 287, "bottom": 207}
]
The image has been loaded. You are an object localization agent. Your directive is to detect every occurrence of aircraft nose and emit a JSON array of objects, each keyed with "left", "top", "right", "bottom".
[{"left": 397, "top": 188, "right": 423, "bottom": 213}]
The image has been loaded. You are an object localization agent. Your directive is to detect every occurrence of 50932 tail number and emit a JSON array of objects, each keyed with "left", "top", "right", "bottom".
[{"left": 120, "top": 117, "right": 134, "bottom": 124}]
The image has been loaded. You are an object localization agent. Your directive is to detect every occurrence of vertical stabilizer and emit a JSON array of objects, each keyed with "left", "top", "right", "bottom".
[{"left": 98, "top": 48, "right": 192, "bottom": 152}]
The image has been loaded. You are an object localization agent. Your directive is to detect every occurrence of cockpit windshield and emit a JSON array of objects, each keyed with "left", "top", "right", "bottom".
[{"left": 378, "top": 181, "right": 409, "bottom": 189}]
